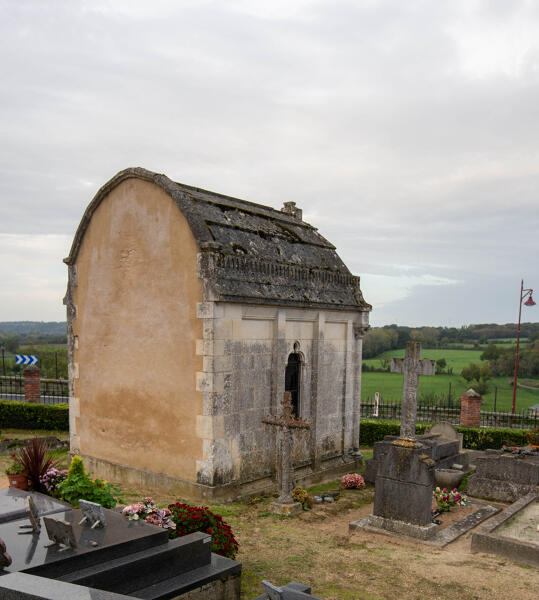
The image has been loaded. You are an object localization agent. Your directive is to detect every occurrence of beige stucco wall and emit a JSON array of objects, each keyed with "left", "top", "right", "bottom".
[{"left": 71, "top": 178, "right": 203, "bottom": 482}]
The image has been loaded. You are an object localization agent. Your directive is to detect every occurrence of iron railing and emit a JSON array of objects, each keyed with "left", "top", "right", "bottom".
[
  {"left": 361, "top": 398, "right": 538, "bottom": 429},
  {"left": 0, "top": 374, "right": 24, "bottom": 400},
  {"left": 40, "top": 378, "right": 69, "bottom": 405},
  {"left": 0, "top": 375, "right": 68, "bottom": 404}
]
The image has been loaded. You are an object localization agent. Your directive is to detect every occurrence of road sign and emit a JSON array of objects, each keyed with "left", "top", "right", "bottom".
[
  {"left": 374, "top": 392, "right": 380, "bottom": 417},
  {"left": 15, "top": 354, "right": 38, "bottom": 366}
]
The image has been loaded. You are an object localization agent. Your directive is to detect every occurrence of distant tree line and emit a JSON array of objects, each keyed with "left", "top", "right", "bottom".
[{"left": 362, "top": 323, "right": 539, "bottom": 359}]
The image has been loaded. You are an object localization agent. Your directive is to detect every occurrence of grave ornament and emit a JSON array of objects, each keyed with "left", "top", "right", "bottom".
[
  {"left": 0, "top": 538, "right": 12, "bottom": 569},
  {"left": 262, "top": 392, "right": 310, "bottom": 509},
  {"left": 78, "top": 499, "right": 107, "bottom": 529},
  {"left": 391, "top": 341, "right": 435, "bottom": 439},
  {"left": 17, "top": 496, "right": 41, "bottom": 535},
  {"left": 262, "top": 581, "right": 323, "bottom": 600},
  {"left": 43, "top": 517, "right": 77, "bottom": 550}
]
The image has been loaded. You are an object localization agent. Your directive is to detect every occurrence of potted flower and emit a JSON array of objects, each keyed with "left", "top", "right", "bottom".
[{"left": 5, "top": 454, "right": 28, "bottom": 490}]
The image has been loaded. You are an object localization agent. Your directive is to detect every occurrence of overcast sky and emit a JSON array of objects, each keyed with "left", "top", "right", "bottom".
[{"left": 1, "top": 0, "right": 538, "bottom": 327}]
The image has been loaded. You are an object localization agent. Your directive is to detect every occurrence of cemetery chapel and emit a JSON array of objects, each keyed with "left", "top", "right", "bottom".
[{"left": 64, "top": 167, "right": 371, "bottom": 500}]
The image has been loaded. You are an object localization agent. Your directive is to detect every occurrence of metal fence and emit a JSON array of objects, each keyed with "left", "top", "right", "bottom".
[
  {"left": 361, "top": 398, "right": 538, "bottom": 429},
  {"left": 0, "top": 374, "right": 24, "bottom": 400},
  {"left": 0, "top": 375, "right": 68, "bottom": 404},
  {"left": 41, "top": 378, "right": 69, "bottom": 405}
]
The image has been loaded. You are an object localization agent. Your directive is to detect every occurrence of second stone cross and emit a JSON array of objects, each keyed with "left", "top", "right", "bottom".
[{"left": 391, "top": 342, "right": 435, "bottom": 439}]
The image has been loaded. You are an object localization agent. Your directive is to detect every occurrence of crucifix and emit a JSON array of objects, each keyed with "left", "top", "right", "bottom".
[
  {"left": 391, "top": 342, "right": 435, "bottom": 439},
  {"left": 262, "top": 392, "right": 310, "bottom": 505}
]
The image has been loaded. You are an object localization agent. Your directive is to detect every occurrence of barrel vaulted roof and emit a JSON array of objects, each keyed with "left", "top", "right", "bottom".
[{"left": 65, "top": 168, "right": 370, "bottom": 311}]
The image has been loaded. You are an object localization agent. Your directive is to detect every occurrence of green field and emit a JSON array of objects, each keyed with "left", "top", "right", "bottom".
[
  {"left": 364, "top": 348, "right": 485, "bottom": 372},
  {"left": 362, "top": 347, "right": 539, "bottom": 412}
]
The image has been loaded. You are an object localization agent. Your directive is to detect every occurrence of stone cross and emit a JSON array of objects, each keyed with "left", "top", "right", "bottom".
[
  {"left": 391, "top": 342, "right": 435, "bottom": 439},
  {"left": 262, "top": 392, "right": 310, "bottom": 504}
]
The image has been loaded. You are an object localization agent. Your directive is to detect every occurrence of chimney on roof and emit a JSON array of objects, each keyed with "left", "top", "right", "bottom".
[{"left": 281, "top": 201, "right": 302, "bottom": 221}]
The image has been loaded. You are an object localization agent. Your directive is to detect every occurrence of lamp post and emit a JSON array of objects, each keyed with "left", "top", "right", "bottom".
[{"left": 511, "top": 279, "right": 535, "bottom": 415}]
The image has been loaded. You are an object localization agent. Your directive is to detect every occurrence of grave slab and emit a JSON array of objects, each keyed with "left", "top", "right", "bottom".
[
  {"left": 0, "top": 489, "right": 71, "bottom": 525},
  {"left": 2, "top": 509, "right": 168, "bottom": 577},
  {"left": 471, "top": 492, "right": 538, "bottom": 567},
  {"left": 0, "top": 571, "right": 133, "bottom": 600}
]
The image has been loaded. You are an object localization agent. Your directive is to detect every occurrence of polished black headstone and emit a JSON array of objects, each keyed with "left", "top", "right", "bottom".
[{"left": 0, "top": 489, "right": 71, "bottom": 525}]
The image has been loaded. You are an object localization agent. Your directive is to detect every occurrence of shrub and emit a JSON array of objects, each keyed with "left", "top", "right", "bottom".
[
  {"left": 15, "top": 438, "right": 58, "bottom": 491},
  {"left": 40, "top": 467, "right": 68, "bottom": 497},
  {"left": 0, "top": 400, "right": 68, "bottom": 430},
  {"left": 360, "top": 419, "right": 534, "bottom": 450},
  {"left": 341, "top": 473, "right": 365, "bottom": 489},
  {"left": 56, "top": 455, "right": 121, "bottom": 508},
  {"left": 292, "top": 486, "right": 313, "bottom": 509},
  {"left": 168, "top": 503, "right": 238, "bottom": 559}
]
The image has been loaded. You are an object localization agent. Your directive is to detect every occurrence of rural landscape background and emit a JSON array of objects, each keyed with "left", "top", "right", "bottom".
[{"left": 2, "top": 320, "right": 538, "bottom": 413}]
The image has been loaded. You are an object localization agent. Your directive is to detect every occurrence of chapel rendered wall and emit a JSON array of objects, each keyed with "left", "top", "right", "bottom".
[
  {"left": 69, "top": 178, "right": 204, "bottom": 483},
  {"left": 195, "top": 302, "right": 368, "bottom": 487}
]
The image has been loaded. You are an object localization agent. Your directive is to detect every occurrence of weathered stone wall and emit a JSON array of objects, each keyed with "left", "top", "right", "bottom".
[
  {"left": 195, "top": 302, "right": 368, "bottom": 488},
  {"left": 68, "top": 178, "right": 204, "bottom": 483}
]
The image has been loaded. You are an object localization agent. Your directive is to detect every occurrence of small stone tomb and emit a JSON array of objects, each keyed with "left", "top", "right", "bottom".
[
  {"left": 1, "top": 507, "right": 241, "bottom": 599},
  {"left": 467, "top": 449, "right": 539, "bottom": 502},
  {"left": 365, "top": 422, "right": 470, "bottom": 484},
  {"left": 0, "top": 489, "right": 71, "bottom": 525},
  {"left": 353, "top": 438, "right": 438, "bottom": 540}
]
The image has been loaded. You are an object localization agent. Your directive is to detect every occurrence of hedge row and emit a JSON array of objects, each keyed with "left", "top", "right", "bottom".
[
  {"left": 0, "top": 400, "right": 69, "bottom": 431},
  {"left": 360, "top": 419, "right": 533, "bottom": 450}
]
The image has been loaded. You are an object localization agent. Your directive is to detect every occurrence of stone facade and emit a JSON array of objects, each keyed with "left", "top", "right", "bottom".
[{"left": 64, "top": 168, "right": 370, "bottom": 500}]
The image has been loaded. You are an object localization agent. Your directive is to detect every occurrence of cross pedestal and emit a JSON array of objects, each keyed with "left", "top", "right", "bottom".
[{"left": 391, "top": 342, "right": 435, "bottom": 439}]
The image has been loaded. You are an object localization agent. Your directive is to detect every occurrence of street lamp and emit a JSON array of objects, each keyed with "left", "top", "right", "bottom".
[{"left": 512, "top": 279, "right": 535, "bottom": 415}]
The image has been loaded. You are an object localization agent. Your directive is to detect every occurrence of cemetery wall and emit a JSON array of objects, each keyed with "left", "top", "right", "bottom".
[{"left": 69, "top": 179, "right": 204, "bottom": 483}]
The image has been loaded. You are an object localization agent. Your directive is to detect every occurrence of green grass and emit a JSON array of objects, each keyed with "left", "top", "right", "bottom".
[
  {"left": 364, "top": 348, "right": 485, "bottom": 373},
  {"left": 362, "top": 371, "right": 539, "bottom": 412}
]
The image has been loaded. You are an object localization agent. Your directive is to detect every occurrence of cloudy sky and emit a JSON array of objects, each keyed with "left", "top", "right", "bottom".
[{"left": 1, "top": 0, "right": 538, "bottom": 327}]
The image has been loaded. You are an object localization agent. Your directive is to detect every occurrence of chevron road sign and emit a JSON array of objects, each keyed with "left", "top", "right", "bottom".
[{"left": 15, "top": 354, "right": 38, "bottom": 366}]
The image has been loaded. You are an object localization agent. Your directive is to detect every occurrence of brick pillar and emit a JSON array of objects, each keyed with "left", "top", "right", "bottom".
[
  {"left": 24, "top": 366, "right": 41, "bottom": 403},
  {"left": 460, "top": 388, "right": 482, "bottom": 427}
]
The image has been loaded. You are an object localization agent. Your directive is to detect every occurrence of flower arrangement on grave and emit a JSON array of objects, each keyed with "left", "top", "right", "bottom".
[
  {"left": 122, "top": 497, "right": 176, "bottom": 530},
  {"left": 56, "top": 455, "right": 122, "bottom": 508},
  {"left": 168, "top": 503, "right": 239, "bottom": 559},
  {"left": 40, "top": 467, "right": 68, "bottom": 497},
  {"left": 341, "top": 473, "right": 365, "bottom": 489},
  {"left": 292, "top": 486, "right": 313, "bottom": 509},
  {"left": 501, "top": 444, "right": 539, "bottom": 457},
  {"left": 433, "top": 487, "right": 469, "bottom": 512}
]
